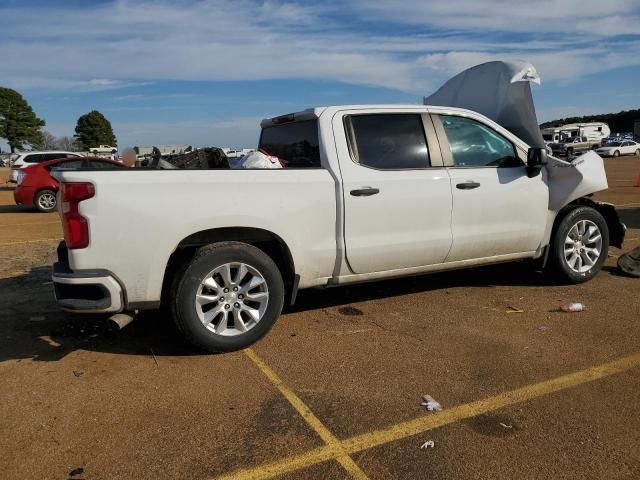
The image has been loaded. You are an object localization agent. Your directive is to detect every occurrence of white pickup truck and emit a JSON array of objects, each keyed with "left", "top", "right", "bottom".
[{"left": 52, "top": 63, "right": 625, "bottom": 352}]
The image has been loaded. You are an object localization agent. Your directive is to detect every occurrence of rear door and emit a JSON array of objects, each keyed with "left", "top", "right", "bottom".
[
  {"left": 432, "top": 112, "right": 548, "bottom": 262},
  {"left": 333, "top": 109, "right": 453, "bottom": 274}
]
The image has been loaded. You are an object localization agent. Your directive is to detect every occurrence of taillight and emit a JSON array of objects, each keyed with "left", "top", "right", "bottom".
[{"left": 61, "top": 182, "right": 95, "bottom": 249}]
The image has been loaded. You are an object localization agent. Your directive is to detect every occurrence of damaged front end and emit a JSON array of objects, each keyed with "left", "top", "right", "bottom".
[
  {"left": 546, "top": 151, "right": 626, "bottom": 248},
  {"left": 425, "top": 60, "right": 626, "bottom": 250}
]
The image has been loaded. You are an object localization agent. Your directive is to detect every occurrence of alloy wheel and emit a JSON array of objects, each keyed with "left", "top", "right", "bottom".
[
  {"left": 38, "top": 192, "right": 56, "bottom": 210},
  {"left": 564, "top": 219, "right": 603, "bottom": 273},
  {"left": 194, "top": 262, "right": 269, "bottom": 336}
]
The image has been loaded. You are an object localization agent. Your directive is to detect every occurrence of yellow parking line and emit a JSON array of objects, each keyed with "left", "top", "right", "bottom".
[
  {"left": 0, "top": 237, "right": 61, "bottom": 247},
  {"left": 220, "top": 351, "right": 640, "bottom": 480},
  {"left": 242, "top": 348, "right": 368, "bottom": 480}
]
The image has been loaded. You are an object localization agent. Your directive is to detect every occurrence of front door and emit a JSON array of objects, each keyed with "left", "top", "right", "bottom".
[
  {"left": 433, "top": 114, "right": 548, "bottom": 262},
  {"left": 333, "top": 110, "right": 453, "bottom": 274}
]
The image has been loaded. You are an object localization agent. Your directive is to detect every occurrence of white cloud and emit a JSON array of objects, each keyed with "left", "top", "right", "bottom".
[{"left": 0, "top": 0, "right": 638, "bottom": 95}]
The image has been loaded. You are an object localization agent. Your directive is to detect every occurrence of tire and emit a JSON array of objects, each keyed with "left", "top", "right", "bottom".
[
  {"left": 34, "top": 189, "right": 57, "bottom": 212},
  {"left": 547, "top": 206, "right": 609, "bottom": 283},
  {"left": 566, "top": 147, "right": 573, "bottom": 157},
  {"left": 613, "top": 150, "right": 620, "bottom": 157},
  {"left": 171, "top": 242, "right": 284, "bottom": 352},
  {"left": 635, "top": 149, "right": 640, "bottom": 156}
]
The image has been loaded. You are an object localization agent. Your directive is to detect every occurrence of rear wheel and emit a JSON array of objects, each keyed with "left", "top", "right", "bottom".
[
  {"left": 635, "top": 149, "right": 640, "bottom": 156},
  {"left": 613, "top": 150, "right": 620, "bottom": 157},
  {"left": 566, "top": 147, "right": 573, "bottom": 157},
  {"left": 171, "top": 242, "right": 284, "bottom": 352},
  {"left": 547, "top": 207, "right": 608, "bottom": 283},
  {"left": 34, "top": 189, "right": 57, "bottom": 212}
]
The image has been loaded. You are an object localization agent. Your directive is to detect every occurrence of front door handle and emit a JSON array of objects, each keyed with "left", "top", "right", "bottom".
[
  {"left": 456, "top": 181, "right": 481, "bottom": 190},
  {"left": 350, "top": 187, "right": 380, "bottom": 197}
]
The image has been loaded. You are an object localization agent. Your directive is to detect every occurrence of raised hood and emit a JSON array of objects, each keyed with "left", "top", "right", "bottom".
[{"left": 424, "top": 60, "right": 545, "bottom": 148}]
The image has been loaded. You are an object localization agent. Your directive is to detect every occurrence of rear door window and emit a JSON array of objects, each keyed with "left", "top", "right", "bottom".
[
  {"left": 43, "top": 153, "right": 69, "bottom": 162},
  {"left": 259, "top": 120, "right": 320, "bottom": 168},
  {"left": 24, "top": 154, "right": 45, "bottom": 163},
  {"left": 345, "top": 114, "right": 429, "bottom": 169}
]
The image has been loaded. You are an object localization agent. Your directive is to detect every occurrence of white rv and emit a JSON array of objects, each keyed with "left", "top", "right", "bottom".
[{"left": 541, "top": 122, "right": 610, "bottom": 147}]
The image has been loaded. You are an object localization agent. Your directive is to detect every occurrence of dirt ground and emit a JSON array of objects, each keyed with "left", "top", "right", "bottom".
[{"left": 0, "top": 158, "right": 639, "bottom": 480}]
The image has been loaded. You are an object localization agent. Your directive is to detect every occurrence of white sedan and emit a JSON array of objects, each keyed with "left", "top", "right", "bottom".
[{"left": 596, "top": 140, "right": 640, "bottom": 157}]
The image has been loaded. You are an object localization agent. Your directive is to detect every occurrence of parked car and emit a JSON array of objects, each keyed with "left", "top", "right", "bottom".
[
  {"left": 595, "top": 140, "right": 640, "bottom": 157},
  {"left": 9, "top": 151, "right": 82, "bottom": 183},
  {"left": 14, "top": 156, "right": 126, "bottom": 212},
  {"left": 50, "top": 104, "right": 625, "bottom": 353},
  {"left": 550, "top": 136, "right": 592, "bottom": 156}
]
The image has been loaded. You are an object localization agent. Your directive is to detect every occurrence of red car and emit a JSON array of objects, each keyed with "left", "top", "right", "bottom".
[{"left": 14, "top": 156, "right": 127, "bottom": 212}]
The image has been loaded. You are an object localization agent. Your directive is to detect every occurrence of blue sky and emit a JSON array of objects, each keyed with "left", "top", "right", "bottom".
[{"left": 1, "top": 0, "right": 639, "bottom": 150}]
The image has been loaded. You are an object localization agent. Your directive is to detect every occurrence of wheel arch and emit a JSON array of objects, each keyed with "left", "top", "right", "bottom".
[
  {"left": 551, "top": 197, "right": 625, "bottom": 249},
  {"left": 161, "top": 227, "right": 297, "bottom": 306}
]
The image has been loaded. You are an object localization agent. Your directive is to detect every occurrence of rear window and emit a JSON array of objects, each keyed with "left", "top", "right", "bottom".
[{"left": 259, "top": 120, "right": 321, "bottom": 168}]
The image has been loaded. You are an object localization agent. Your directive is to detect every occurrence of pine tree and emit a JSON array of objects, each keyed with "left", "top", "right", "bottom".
[
  {"left": 0, "top": 87, "right": 46, "bottom": 153},
  {"left": 74, "top": 110, "right": 117, "bottom": 150}
]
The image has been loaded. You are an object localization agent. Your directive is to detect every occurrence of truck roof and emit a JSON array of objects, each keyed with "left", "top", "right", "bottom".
[{"left": 260, "top": 104, "right": 479, "bottom": 128}]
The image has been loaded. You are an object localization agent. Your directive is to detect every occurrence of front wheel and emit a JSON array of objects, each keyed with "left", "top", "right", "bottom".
[
  {"left": 171, "top": 242, "right": 284, "bottom": 352},
  {"left": 34, "top": 189, "right": 57, "bottom": 212},
  {"left": 613, "top": 150, "right": 620, "bottom": 157},
  {"left": 547, "top": 207, "right": 609, "bottom": 283},
  {"left": 635, "top": 149, "right": 640, "bottom": 156}
]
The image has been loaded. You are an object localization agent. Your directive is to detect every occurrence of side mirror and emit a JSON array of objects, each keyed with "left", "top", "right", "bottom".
[{"left": 527, "top": 147, "right": 548, "bottom": 178}]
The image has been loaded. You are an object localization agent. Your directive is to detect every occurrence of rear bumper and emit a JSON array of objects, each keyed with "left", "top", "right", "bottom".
[
  {"left": 52, "top": 243, "right": 124, "bottom": 313},
  {"left": 8, "top": 168, "right": 19, "bottom": 183}
]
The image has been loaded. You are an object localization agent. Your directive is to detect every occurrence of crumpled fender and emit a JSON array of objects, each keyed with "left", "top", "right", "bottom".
[
  {"left": 546, "top": 151, "right": 626, "bottom": 248},
  {"left": 546, "top": 151, "right": 608, "bottom": 211}
]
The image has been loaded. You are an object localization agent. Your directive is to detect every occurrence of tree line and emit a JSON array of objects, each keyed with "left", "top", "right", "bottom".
[
  {"left": 539, "top": 108, "right": 640, "bottom": 134},
  {"left": 0, "top": 87, "right": 117, "bottom": 153}
]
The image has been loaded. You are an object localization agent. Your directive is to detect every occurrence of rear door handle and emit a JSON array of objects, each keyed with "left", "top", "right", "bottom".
[
  {"left": 350, "top": 187, "right": 380, "bottom": 197},
  {"left": 456, "top": 181, "right": 481, "bottom": 190}
]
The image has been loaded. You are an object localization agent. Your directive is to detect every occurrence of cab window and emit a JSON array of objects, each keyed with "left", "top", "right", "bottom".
[
  {"left": 344, "top": 114, "right": 430, "bottom": 169},
  {"left": 439, "top": 115, "right": 520, "bottom": 168}
]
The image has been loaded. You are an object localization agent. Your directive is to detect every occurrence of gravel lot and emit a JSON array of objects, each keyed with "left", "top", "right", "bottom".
[{"left": 1, "top": 158, "right": 639, "bottom": 479}]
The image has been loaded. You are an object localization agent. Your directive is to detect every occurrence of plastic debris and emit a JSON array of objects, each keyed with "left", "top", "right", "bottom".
[
  {"left": 506, "top": 306, "right": 524, "bottom": 313},
  {"left": 499, "top": 422, "right": 513, "bottom": 429},
  {"left": 420, "top": 440, "right": 435, "bottom": 449},
  {"left": 73, "top": 370, "right": 84, "bottom": 377},
  {"left": 559, "top": 303, "right": 585, "bottom": 313},
  {"left": 421, "top": 395, "right": 443, "bottom": 412},
  {"left": 229, "top": 150, "right": 283, "bottom": 169}
]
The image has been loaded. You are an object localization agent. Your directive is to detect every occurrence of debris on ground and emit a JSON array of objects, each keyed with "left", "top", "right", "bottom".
[
  {"left": 559, "top": 303, "right": 585, "bottom": 313},
  {"left": 421, "top": 395, "right": 443, "bottom": 412},
  {"left": 617, "top": 246, "right": 640, "bottom": 277},
  {"left": 499, "top": 422, "right": 513, "bottom": 429},
  {"left": 72, "top": 370, "right": 84, "bottom": 377},
  {"left": 68, "top": 466, "right": 84, "bottom": 479},
  {"left": 506, "top": 306, "right": 524, "bottom": 313},
  {"left": 420, "top": 440, "right": 435, "bottom": 449}
]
